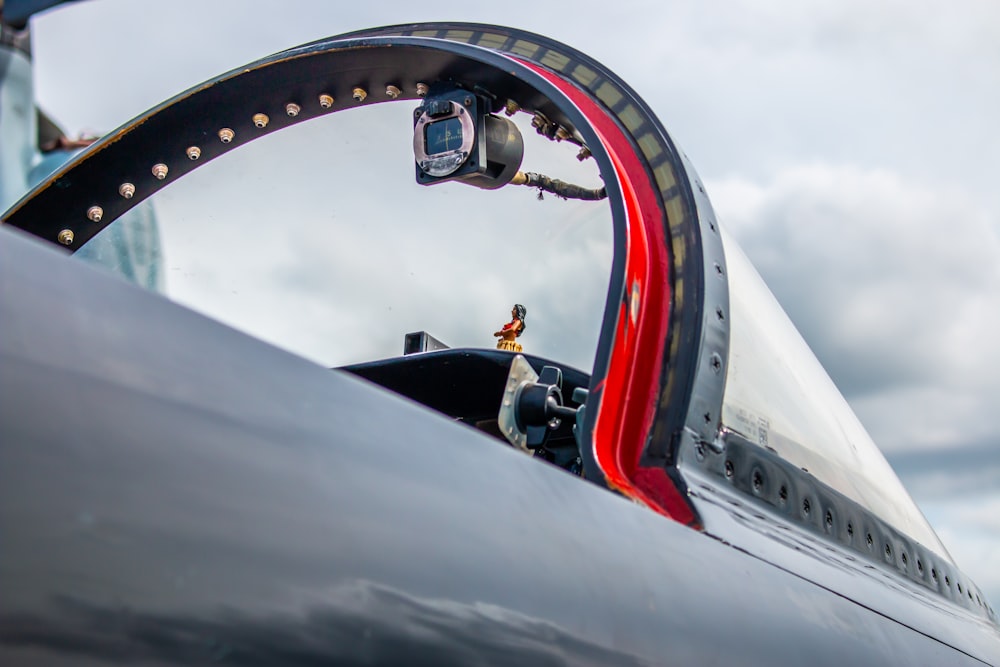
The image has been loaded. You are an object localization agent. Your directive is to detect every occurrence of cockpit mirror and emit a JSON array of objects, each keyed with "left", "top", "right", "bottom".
[{"left": 413, "top": 84, "right": 524, "bottom": 189}]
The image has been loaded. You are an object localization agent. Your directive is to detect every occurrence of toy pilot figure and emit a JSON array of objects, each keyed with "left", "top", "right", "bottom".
[{"left": 494, "top": 304, "right": 527, "bottom": 352}]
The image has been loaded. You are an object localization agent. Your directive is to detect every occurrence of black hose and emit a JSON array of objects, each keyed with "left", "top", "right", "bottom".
[{"left": 513, "top": 171, "right": 607, "bottom": 201}]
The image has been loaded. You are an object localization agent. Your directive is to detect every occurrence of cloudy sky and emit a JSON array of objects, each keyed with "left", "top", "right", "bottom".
[{"left": 24, "top": 0, "right": 1000, "bottom": 607}]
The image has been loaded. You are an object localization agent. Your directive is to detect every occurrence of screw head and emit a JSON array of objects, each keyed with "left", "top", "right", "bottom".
[
  {"left": 318, "top": 94, "right": 334, "bottom": 109},
  {"left": 286, "top": 103, "right": 301, "bottom": 117},
  {"left": 118, "top": 183, "right": 135, "bottom": 199},
  {"left": 57, "top": 229, "right": 74, "bottom": 245},
  {"left": 352, "top": 87, "right": 367, "bottom": 103},
  {"left": 186, "top": 146, "right": 201, "bottom": 160},
  {"left": 252, "top": 113, "right": 269, "bottom": 128},
  {"left": 87, "top": 206, "right": 103, "bottom": 222},
  {"left": 152, "top": 163, "right": 168, "bottom": 180},
  {"left": 385, "top": 85, "right": 401, "bottom": 99},
  {"left": 218, "top": 128, "right": 235, "bottom": 144},
  {"left": 415, "top": 83, "right": 429, "bottom": 97}
]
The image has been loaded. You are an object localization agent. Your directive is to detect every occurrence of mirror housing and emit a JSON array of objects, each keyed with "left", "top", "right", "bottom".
[{"left": 413, "top": 86, "right": 523, "bottom": 190}]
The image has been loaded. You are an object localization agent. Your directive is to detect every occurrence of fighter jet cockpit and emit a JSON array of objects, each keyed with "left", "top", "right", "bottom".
[
  {"left": 69, "top": 77, "right": 612, "bottom": 476},
  {"left": 3, "top": 22, "right": 994, "bottom": 643}
]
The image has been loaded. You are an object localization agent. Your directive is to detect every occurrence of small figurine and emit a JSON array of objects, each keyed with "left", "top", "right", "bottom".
[{"left": 494, "top": 304, "right": 527, "bottom": 352}]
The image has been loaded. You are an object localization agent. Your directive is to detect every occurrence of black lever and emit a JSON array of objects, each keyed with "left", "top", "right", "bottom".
[{"left": 498, "top": 356, "right": 580, "bottom": 452}]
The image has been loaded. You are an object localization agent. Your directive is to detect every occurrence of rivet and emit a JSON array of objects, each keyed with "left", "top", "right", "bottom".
[
  {"left": 710, "top": 353, "right": 722, "bottom": 373},
  {"left": 504, "top": 99, "right": 520, "bottom": 116},
  {"left": 252, "top": 113, "right": 269, "bottom": 128},
  {"left": 555, "top": 127, "right": 572, "bottom": 142},
  {"left": 415, "top": 83, "right": 429, "bottom": 97},
  {"left": 352, "top": 87, "right": 367, "bottom": 102},
  {"left": 218, "top": 128, "right": 235, "bottom": 143},
  {"left": 87, "top": 206, "right": 103, "bottom": 222},
  {"left": 286, "top": 103, "right": 301, "bottom": 117},
  {"left": 186, "top": 146, "right": 201, "bottom": 160},
  {"left": 118, "top": 183, "right": 135, "bottom": 199},
  {"left": 318, "top": 94, "right": 334, "bottom": 109},
  {"left": 385, "top": 85, "right": 401, "bottom": 99},
  {"left": 57, "top": 229, "right": 74, "bottom": 245},
  {"left": 576, "top": 147, "right": 591, "bottom": 161},
  {"left": 152, "top": 163, "right": 168, "bottom": 180},
  {"left": 724, "top": 460, "right": 734, "bottom": 479}
]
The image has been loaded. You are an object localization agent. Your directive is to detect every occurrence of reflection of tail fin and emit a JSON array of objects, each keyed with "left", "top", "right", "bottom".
[{"left": 73, "top": 202, "right": 164, "bottom": 292}]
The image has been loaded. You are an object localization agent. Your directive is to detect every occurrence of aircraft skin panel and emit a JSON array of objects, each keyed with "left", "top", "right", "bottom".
[{"left": 1, "top": 224, "right": 995, "bottom": 665}]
